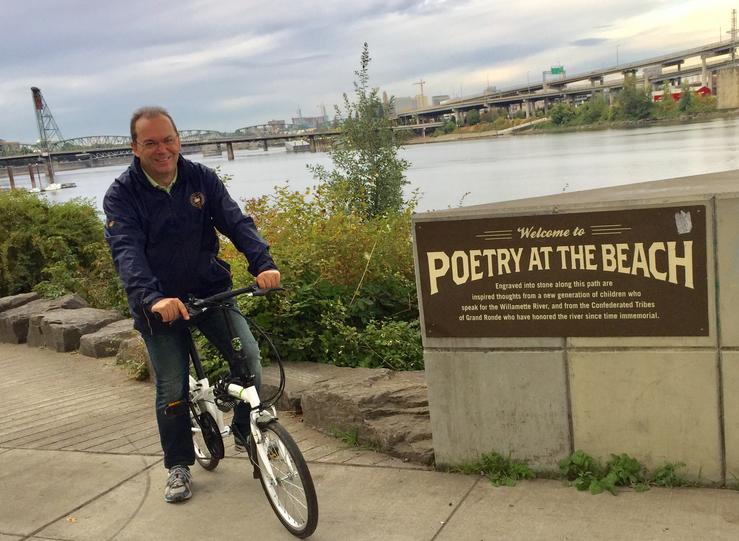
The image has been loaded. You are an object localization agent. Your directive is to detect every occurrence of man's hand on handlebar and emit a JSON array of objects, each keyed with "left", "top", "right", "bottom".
[
  {"left": 256, "top": 269, "right": 281, "bottom": 290},
  {"left": 151, "top": 297, "right": 190, "bottom": 323}
]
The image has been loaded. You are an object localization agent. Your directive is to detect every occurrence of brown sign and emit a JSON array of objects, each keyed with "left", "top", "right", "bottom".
[{"left": 415, "top": 205, "right": 708, "bottom": 337}]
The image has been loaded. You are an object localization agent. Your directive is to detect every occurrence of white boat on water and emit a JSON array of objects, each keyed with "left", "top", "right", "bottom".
[
  {"left": 29, "top": 182, "right": 76, "bottom": 193},
  {"left": 285, "top": 139, "right": 311, "bottom": 153}
]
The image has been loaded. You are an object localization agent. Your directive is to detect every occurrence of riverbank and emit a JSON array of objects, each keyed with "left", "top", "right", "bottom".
[{"left": 403, "top": 109, "right": 739, "bottom": 145}]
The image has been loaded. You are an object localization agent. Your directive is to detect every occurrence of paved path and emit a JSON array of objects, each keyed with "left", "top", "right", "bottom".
[{"left": 2, "top": 343, "right": 739, "bottom": 540}]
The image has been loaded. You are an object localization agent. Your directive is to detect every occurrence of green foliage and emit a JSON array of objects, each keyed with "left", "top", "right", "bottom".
[
  {"left": 309, "top": 43, "right": 409, "bottom": 219},
  {"left": 614, "top": 75, "right": 653, "bottom": 120},
  {"left": 117, "top": 354, "right": 150, "bottom": 381},
  {"left": 678, "top": 81, "right": 693, "bottom": 112},
  {"left": 543, "top": 79, "right": 717, "bottom": 128},
  {"left": 653, "top": 82, "right": 679, "bottom": 119},
  {"left": 329, "top": 425, "right": 379, "bottom": 450},
  {"left": 560, "top": 451, "right": 694, "bottom": 495},
  {"left": 452, "top": 451, "right": 535, "bottom": 487},
  {"left": 229, "top": 181, "right": 421, "bottom": 370},
  {"left": 465, "top": 109, "right": 480, "bottom": 126},
  {"left": 0, "top": 190, "right": 126, "bottom": 311},
  {"left": 549, "top": 102, "right": 576, "bottom": 126},
  {"left": 559, "top": 449, "right": 604, "bottom": 491},
  {"left": 650, "top": 462, "right": 688, "bottom": 488},
  {"left": 575, "top": 93, "right": 609, "bottom": 124}
]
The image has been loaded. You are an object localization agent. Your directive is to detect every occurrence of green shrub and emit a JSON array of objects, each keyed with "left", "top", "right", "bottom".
[
  {"left": 549, "top": 103, "right": 576, "bottom": 125},
  {"left": 465, "top": 109, "right": 480, "bottom": 126},
  {"left": 0, "top": 190, "right": 126, "bottom": 311},
  {"left": 226, "top": 182, "right": 422, "bottom": 370},
  {"left": 452, "top": 451, "right": 535, "bottom": 486}
]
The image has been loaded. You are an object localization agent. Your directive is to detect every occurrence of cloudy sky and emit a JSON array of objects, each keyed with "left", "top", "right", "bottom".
[{"left": 1, "top": 0, "right": 735, "bottom": 142}]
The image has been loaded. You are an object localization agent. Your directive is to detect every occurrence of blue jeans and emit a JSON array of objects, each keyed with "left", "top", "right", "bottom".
[{"left": 143, "top": 301, "right": 261, "bottom": 469}]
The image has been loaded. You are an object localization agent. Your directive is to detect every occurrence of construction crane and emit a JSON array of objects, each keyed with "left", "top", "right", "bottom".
[
  {"left": 30, "top": 87, "right": 64, "bottom": 151},
  {"left": 30, "top": 87, "right": 64, "bottom": 182},
  {"left": 414, "top": 79, "right": 426, "bottom": 108}
]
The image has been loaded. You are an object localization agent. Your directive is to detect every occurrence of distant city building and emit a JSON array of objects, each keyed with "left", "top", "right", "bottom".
[
  {"left": 267, "top": 120, "right": 286, "bottom": 133},
  {"left": 432, "top": 95, "right": 450, "bottom": 105},
  {"left": 291, "top": 115, "right": 328, "bottom": 130},
  {"left": 0, "top": 139, "right": 20, "bottom": 153},
  {"left": 393, "top": 97, "right": 416, "bottom": 113},
  {"left": 415, "top": 95, "right": 429, "bottom": 109}
]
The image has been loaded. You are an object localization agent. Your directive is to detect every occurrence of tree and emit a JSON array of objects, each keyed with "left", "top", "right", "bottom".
[
  {"left": 465, "top": 109, "right": 480, "bottom": 126},
  {"left": 549, "top": 102, "right": 576, "bottom": 125},
  {"left": 678, "top": 81, "right": 693, "bottom": 112},
  {"left": 310, "top": 43, "right": 410, "bottom": 219},
  {"left": 616, "top": 75, "right": 652, "bottom": 120}
]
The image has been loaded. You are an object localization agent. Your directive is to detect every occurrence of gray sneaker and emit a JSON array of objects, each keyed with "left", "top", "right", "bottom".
[{"left": 164, "top": 465, "right": 192, "bottom": 503}]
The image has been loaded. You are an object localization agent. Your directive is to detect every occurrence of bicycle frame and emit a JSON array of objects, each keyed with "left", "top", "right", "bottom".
[
  {"left": 180, "top": 285, "right": 318, "bottom": 538},
  {"left": 184, "top": 287, "right": 282, "bottom": 479}
]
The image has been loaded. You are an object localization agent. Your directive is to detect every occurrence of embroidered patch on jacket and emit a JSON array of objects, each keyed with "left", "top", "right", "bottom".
[{"left": 190, "top": 192, "right": 205, "bottom": 209}]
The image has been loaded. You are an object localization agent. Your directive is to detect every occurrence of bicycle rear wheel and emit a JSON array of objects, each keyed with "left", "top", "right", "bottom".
[
  {"left": 254, "top": 420, "right": 318, "bottom": 538},
  {"left": 191, "top": 410, "right": 221, "bottom": 471}
]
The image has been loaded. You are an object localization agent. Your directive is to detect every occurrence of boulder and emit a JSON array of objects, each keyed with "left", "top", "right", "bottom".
[
  {"left": 79, "top": 319, "right": 137, "bottom": 358},
  {"left": 0, "top": 292, "right": 40, "bottom": 313},
  {"left": 0, "top": 294, "right": 87, "bottom": 344},
  {"left": 116, "top": 335, "right": 153, "bottom": 381},
  {"left": 27, "top": 307, "right": 123, "bottom": 352},
  {"left": 261, "top": 361, "right": 352, "bottom": 412},
  {"left": 298, "top": 367, "right": 433, "bottom": 465}
]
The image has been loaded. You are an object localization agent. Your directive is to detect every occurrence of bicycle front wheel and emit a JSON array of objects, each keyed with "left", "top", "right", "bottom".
[{"left": 254, "top": 420, "right": 318, "bottom": 538}]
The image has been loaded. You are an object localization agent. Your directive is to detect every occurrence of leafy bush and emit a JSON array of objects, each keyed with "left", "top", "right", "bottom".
[
  {"left": 229, "top": 182, "right": 423, "bottom": 370},
  {"left": 549, "top": 103, "right": 576, "bottom": 126},
  {"left": 451, "top": 451, "right": 534, "bottom": 486},
  {"left": 465, "top": 109, "right": 480, "bottom": 126},
  {"left": 0, "top": 190, "right": 126, "bottom": 311}
]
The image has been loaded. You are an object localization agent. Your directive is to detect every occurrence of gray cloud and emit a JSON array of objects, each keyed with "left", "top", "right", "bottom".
[
  {"left": 0, "top": 0, "right": 725, "bottom": 142},
  {"left": 572, "top": 38, "right": 610, "bottom": 47}
]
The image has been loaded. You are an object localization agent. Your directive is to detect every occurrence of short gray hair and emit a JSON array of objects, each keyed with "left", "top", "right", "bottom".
[{"left": 130, "top": 106, "right": 178, "bottom": 142}]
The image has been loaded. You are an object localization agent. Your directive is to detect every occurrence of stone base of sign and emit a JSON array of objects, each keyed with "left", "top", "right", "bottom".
[
  {"left": 717, "top": 195, "right": 739, "bottom": 346},
  {"left": 569, "top": 350, "right": 721, "bottom": 482},
  {"left": 425, "top": 349, "right": 570, "bottom": 471},
  {"left": 414, "top": 169, "right": 739, "bottom": 483},
  {"left": 722, "top": 351, "right": 739, "bottom": 481}
]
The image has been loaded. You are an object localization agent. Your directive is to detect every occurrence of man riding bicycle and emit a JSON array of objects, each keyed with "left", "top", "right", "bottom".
[{"left": 103, "top": 106, "right": 280, "bottom": 503}]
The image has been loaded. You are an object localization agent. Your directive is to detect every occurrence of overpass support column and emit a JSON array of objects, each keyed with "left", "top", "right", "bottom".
[
  {"left": 28, "top": 165, "right": 36, "bottom": 189},
  {"left": 701, "top": 55, "right": 709, "bottom": 88},
  {"left": 6, "top": 167, "right": 15, "bottom": 190},
  {"left": 263, "top": 139, "right": 268, "bottom": 152},
  {"left": 452, "top": 109, "right": 463, "bottom": 125},
  {"left": 45, "top": 155, "right": 55, "bottom": 182},
  {"left": 524, "top": 100, "right": 531, "bottom": 119},
  {"left": 226, "top": 142, "right": 235, "bottom": 161},
  {"left": 309, "top": 135, "right": 317, "bottom": 153}
]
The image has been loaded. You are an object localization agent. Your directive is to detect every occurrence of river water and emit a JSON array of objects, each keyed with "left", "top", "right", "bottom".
[{"left": 13, "top": 117, "right": 739, "bottom": 213}]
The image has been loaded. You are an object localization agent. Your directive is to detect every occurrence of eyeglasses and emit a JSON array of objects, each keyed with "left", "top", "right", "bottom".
[{"left": 136, "top": 136, "right": 179, "bottom": 150}]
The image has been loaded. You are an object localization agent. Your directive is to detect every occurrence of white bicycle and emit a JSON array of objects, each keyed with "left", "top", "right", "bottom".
[{"left": 182, "top": 285, "right": 318, "bottom": 538}]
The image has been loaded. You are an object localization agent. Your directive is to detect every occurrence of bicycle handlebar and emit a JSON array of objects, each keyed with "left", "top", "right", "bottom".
[{"left": 150, "top": 284, "right": 283, "bottom": 323}]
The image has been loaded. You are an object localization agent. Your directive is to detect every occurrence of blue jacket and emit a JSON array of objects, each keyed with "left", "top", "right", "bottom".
[{"left": 103, "top": 155, "right": 276, "bottom": 334}]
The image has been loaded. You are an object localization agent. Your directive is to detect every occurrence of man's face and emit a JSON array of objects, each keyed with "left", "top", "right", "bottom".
[{"left": 131, "top": 114, "right": 181, "bottom": 184}]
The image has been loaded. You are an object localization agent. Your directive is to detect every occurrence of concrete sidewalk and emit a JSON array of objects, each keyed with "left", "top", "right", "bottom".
[{"left": 2, "top": 343, "right": 739, "bottom": 540}]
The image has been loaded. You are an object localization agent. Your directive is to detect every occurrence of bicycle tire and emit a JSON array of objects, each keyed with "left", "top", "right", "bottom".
[
  {"left": 254, "top": 420, "right": 318, "bottom": 538},
  {"left": 191, "top": 410, "right": 220, "bottom": 471}
]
